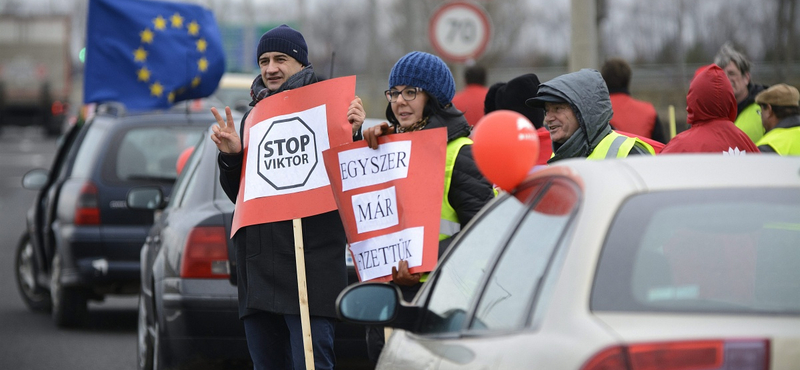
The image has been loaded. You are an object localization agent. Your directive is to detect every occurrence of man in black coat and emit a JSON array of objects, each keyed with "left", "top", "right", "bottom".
[{"left": 210, "top": 24, "right": 365, "bottom": 370}]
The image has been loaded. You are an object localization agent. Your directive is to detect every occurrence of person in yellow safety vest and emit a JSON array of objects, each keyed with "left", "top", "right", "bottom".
[
  {"left": 525, "top": 69, "right": 655, "bottom": 162},
  {"left": 714, "top": 42, "right": 769, "bottom": 143},
  {"left": 362, "top": 51, "right": 495, "bottom": 364},
  {"left": 754, "top": 84, "right": 800, "bottom": 155}
]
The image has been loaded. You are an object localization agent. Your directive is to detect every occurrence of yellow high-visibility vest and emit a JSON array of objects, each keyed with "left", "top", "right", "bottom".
[
  {"left": 735, "top": 103, "right": 764, "bottom": 143},
  {"left": 587, "top": 131, "right": 655, "bottom": 159},
  {"left": 440, "top": 137, "right": 472, "bottom": 240},
  {"left": 756, "top": 126, "right": 800, "bottom": 156}
]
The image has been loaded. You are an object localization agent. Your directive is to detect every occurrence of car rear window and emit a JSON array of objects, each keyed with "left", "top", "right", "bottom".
[
  {"left": 107, "top": 126, "right": 205, "bottom": 183},
  {"left": 71, "top": 122, "right": 110, "bottom": 178},
  {"left": 592, "top": 188, "right": 800, "bottom": 315}
]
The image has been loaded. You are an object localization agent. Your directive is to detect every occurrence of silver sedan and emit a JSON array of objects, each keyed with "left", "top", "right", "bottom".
[{"left": 338, "top": 154, "right": 800, "bottom": 370}]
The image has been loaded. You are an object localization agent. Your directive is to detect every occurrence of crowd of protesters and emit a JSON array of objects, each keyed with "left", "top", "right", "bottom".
[{"left": 210, "top": 23, "right": 798, "bottom": 369}]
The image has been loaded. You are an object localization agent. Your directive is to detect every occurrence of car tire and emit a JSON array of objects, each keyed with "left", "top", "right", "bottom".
[
  {"left": 137, "top": 294, "right": 155, "bottom": 370},
  {"left": 50, "top": 253, "right": 88, "bottom": 327},
  {"left": 15, "top": 233, "right": 51, "bottom": 312}
]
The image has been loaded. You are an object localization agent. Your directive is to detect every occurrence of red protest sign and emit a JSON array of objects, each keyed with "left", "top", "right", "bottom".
[
  {"left": 322, "top": 128, "right": 447, "bottom": 282},
  {"left": 230, "top": 76, "right": 356, "bottom": 236}
]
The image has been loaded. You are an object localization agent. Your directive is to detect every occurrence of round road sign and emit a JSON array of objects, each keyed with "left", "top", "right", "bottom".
[{"left": 428, "top": 2, "right": 492, "bottom": 63}]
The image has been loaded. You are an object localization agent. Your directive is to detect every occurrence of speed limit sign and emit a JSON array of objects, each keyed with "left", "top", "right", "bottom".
[{"left": 428, "top": 1, "right": 492, "bottom": 63}]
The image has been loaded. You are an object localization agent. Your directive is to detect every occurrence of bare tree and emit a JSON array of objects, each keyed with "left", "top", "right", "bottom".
[
  {"left": 475, "top": 0, "right": 529, "bottom": 66},
  {"left": 304, "top": 0, "right": 371, "bottom": 77},
  {"left": 775, "top": 0, "right": 798, "bottom": 80}
]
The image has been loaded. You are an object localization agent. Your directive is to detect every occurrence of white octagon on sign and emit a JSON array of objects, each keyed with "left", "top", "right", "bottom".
[
  {"left": 257, "top": 117, "right": 318, "bottom": 190},
  {"left": 429, "top": 2, "right": 491, "bottom": 63}
]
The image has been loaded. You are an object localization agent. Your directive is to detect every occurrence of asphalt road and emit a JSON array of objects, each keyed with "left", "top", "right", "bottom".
[
  {"left": 0, "top": 125, "right": 374, "bottom": 370},
  {"left": 0, "top": 126, "right": 138, "bottom": 370}
]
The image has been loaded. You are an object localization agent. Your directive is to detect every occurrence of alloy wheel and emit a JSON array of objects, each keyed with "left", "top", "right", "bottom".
[{"left": 15, "top": 234, "right": 51, "bottom": 311}]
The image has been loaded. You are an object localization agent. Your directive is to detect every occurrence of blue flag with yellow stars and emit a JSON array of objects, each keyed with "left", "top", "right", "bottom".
[{"left": 84, "top": 0, "right": 225, "bottom": 111}]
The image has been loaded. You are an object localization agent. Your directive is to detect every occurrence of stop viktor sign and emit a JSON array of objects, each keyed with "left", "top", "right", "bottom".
[
  {"left": 257, "top": 116, "right": 319, "bottom": 190},
  {"left": 233, "top": 76, "right": 355, "bottom": 234},
  {"left": 428, "top": 1, "right": 492, "bottom": 63}
]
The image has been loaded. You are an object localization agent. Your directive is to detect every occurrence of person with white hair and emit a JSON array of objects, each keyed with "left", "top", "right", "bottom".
[{"left": 714, "top": 42, "right": 769, "bottom": 143}]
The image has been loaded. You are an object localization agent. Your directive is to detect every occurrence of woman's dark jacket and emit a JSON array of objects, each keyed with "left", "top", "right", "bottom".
[{"left": 423, "top": 106, "right": 494, "bottom": 247}]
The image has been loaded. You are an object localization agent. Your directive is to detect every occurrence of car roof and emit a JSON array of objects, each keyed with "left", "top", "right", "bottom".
[
  {"left": 90, "top": 109, "right": 234, "bottom": 130},
  {"left": 526, "top": 154, "right": 800, "bottom": 194},
  {"left": 218, "top": 72, "right": 254, "bottom": 89},
  {"left": 89, "top": 99, "right": 227, "bottom": 125}
]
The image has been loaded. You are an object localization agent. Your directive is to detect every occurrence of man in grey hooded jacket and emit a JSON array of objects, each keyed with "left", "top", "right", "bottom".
[{"left": 525, "top": 69, "right": 654, "bottom": 163}]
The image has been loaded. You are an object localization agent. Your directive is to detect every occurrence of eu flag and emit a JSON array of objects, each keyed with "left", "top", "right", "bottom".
[{"left": 84, "top": 0, "right": 225, "bottom": 111}]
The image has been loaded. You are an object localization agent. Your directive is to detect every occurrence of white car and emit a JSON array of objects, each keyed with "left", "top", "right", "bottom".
[{"left": 337, "top": 154, "right": 800, "bottom": 370}]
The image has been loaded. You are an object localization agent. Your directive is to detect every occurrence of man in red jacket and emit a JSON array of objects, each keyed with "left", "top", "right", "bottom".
[
  {"left": 601, "top": 58, "right": 667, "bottom": 143},
  {"left": 661, "top": 64, "right": 759, "bottom": 155},
  {"left": 452, "top": 65, "right": 489, "bottom": 128}
]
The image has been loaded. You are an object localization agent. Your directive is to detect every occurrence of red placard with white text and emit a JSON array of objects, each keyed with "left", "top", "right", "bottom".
[
  {"left": 230, "top": 76, "right": 355, "bottom": 237},
  {"left": 322, "top": 128, "right": 447, "bottom": 282}
]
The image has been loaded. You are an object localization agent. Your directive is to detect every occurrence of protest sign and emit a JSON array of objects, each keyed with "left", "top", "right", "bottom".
[
  {"left": 323, "top": 128, "right": 447, "bottom": 282},
  {"left": 230, "top": 76, "right": 355, "bottom": 236}
]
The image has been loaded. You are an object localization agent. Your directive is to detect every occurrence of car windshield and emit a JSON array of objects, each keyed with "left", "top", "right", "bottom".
[
  {"left": 418, "top": 194, "right": 526, "bottom": 334},
  {"left": 418, "top": 177, "right": 581, "bottom": 334},
  {"left": 113, "top": 126, "right": 205, "bottom": 182},
  {"left": 470, "top": 178, "right": 579, "bottom": 331},
  {"left": 592, "top": 188, "right": 800, "bottom": 315}
]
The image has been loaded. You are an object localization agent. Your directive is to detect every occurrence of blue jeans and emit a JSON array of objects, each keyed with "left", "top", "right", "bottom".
[{"left": 243, "top": 311, "right": 336, "bottom": 370}]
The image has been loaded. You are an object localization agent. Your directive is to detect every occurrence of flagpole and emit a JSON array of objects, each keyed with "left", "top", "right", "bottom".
[{"left": 293, "top": 218, "right": 315, "bottom": 370}]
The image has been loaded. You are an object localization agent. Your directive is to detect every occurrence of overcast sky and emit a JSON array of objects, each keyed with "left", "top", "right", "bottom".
[{"left": 0, "top": 0, "right": 777, "bottom": 66}]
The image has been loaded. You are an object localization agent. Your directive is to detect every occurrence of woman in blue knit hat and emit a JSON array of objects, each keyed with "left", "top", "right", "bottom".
[{"left": 362, "top": 51, "right": 495, "bottom": 363}]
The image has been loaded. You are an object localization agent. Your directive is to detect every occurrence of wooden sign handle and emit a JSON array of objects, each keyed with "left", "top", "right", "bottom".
[{"left": 293, "top": 218, "right": 315, "bottom": 370}]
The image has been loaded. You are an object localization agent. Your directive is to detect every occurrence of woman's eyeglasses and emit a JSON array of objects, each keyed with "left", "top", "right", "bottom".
[{"left": 385, "top": 87, "right": 421, "bottom": 103}]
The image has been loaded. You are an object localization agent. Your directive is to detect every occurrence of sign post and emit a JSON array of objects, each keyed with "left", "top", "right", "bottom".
[
  {"left": 293, "top": 218, "right": 314, "bottom": 369},
  {"left": 428, "top": 1, "right": 492, "bottom": 63}
]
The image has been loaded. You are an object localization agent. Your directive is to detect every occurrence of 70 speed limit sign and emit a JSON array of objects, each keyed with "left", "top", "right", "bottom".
[{"left": 428, "top": 2, "right": 492, "bottom": 63}]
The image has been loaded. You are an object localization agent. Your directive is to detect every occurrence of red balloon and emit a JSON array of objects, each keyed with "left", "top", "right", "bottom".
[
  {"left": 472, "top": 110, "right": 540, "bottom": 192},
  {"left": 176, "top": 146, "right": 195, "bottom": 175}
]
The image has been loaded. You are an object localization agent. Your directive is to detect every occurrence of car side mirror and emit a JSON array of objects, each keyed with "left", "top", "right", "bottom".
[
  {"left": 337, "top": 283, "right": 399, "bottom": 323},
  {"left": 336, "top": 283, "right": 421, "bottom": 331},
  {"left": 21, "top": 168, "right": 49, "bottom": 190},
  {"left": 127, "top": 186, "right": 166, "bottom": 210}
]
